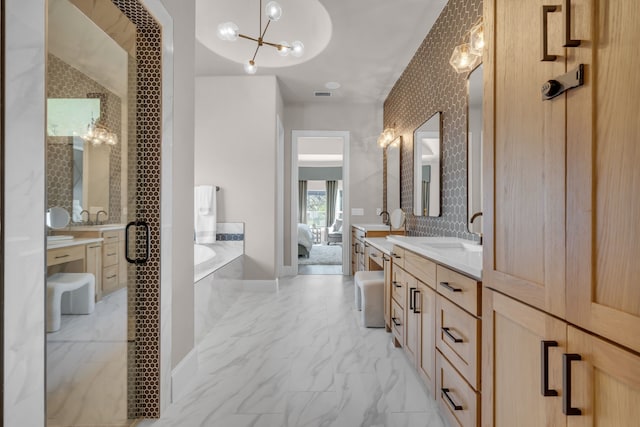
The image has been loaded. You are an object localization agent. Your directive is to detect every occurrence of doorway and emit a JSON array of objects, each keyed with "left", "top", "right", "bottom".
[{"left": 291, "top": 131, "right": 350, "bottom": 275}]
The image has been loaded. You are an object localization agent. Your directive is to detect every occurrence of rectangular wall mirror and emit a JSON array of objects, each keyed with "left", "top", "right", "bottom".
[
  {"left": 467, "top": 64, "right": 483, "bottom": 233},
  {"left": 386, "top": 136, "right": 401, "bottom": 213},
  {"left": 414, "top": 111, "right": 442, "bottom": 217}
]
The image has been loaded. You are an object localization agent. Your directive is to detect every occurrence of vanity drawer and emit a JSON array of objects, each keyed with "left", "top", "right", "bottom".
[
  {"left": 47, "top": 245, "right": 85, "bottom": 267},
  {"left": 392, "top": 267, "right": 415, "bottom": 306},
  {"left": 367, "top": 245, "right": 384, "bottom": 269},
  {"left": 436, "top": 265, "right": 481, "bottom": 316},
  {"left": 404, "top": 250, "right": 436, "bottom": 289},
  {"left": 436, "top": 295, "right": 480, "bottom": 390},
  {"left": 102, "top": 265, "right": 119, "bottom": 294},
  {"left": 103, "top": 242, "right": 119, "bottom": 267},
  {"left": 353, "top": 227, "right": 366, "bottom": 241},
  {"left": 391, "top": 245, "right": 405, "bottom": 269},
  {"left": 391, "top": 299, "right": 404, "bottom": 344},
  {"left": 436, "top": 350, "right": 479, "bottom": 427},
  {"left": 102, "top": 230, "right": 120, "bottom": 243}
]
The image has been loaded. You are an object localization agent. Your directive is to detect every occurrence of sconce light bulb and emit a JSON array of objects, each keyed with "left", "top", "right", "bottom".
[{"left": 469, "top": 21, "right": 485, "bottom": 55}]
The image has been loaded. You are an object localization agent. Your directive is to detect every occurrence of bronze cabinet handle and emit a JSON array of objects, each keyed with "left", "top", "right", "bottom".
[
  {"left": 563, "top": 0, "right": 581, "bottom": 47},
  {"left": 541, "top": 5, "right": 559, "bottom": 62}
]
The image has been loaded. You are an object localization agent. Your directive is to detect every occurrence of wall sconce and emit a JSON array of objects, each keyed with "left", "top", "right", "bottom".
[
  {"left": 378, "top": 127, "right": 396, "bottom": 148},
  {"left": 450, "top": 18, "right": 484, "bottom": 74}
]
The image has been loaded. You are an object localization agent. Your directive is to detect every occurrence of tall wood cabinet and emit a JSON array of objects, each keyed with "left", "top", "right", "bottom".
[{"left": 484, "top": 0, "right": 640, "bottom": 425}]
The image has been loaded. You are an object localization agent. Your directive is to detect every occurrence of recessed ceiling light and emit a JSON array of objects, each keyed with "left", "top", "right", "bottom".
[{"left": 325, "top": 81, "right": 341, "bottom": 90}]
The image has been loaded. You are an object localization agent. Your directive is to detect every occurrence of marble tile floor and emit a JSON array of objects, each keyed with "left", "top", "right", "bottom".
[
  {"left": 47, "top": 288, "right": 128, "bottom": 427},
  {"left": 139, "top": 275, "right": 445, "bottom": 427}
]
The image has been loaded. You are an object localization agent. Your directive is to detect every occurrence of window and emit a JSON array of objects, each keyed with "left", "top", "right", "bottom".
[{"left": 306, "top": 189, "right": 326, "bottom": 227}]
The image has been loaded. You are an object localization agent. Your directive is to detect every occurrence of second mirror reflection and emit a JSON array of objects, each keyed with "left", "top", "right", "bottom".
[{"left": 414, "top": 111, "right": 442, "bottom": 217}]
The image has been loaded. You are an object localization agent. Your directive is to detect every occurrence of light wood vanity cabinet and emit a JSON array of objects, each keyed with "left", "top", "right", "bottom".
[
  {"left": 351, "top": 226, "right": 403, "bottom": 274},
  {"left": 484, "top": 0, "right": 640, "bottom": 425},
  {"left": 385, "top": 244, "right": 481, "bottom": 421},
  {"left": 85, "top": 242, "right": 103, "bottom": 301},
  {"left": 56, "top": 228, "right": 127, "bottom": 296}
]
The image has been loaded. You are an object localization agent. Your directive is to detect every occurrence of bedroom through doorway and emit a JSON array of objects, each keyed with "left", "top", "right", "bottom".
[{"left": 295, "top": 135, "right": 345, "bottom": 275}]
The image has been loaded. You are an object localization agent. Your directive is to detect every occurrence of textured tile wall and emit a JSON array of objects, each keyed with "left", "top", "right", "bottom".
[
  {"left": 46, "top": 54, "right": 122, "bottom": 223},
  {"left": 384, "top": 0, "right": 482, "bottom": 240},
  {"left": 111, "top": 0, "right": 163, "bottom": 418}
]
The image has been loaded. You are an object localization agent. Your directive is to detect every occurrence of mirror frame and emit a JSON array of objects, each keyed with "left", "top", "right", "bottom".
[
  {"left": 413, "top": 111, "right": 443, "bottom": 217},
  {"left": 467, "top": 63, "right": 483, "bottom": 234}
]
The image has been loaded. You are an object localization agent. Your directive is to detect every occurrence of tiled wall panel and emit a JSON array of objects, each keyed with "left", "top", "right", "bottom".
[{"left": 384, "top": 0, "right": 482, "bottom": 240}]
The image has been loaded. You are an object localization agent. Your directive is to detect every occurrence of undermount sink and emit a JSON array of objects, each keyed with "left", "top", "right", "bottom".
[{"left": 419, "top": 241, "right": 482, "bottom": 253}]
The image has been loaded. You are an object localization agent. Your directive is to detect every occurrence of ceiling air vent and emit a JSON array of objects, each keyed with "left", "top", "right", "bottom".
[{"left": 314, "top": 91, "right": 332, "bottom": 97}]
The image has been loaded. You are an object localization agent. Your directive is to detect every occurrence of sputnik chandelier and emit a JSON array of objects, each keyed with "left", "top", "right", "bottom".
[{"left": 217, "top": 0, "right": 304, "bottom": 74}]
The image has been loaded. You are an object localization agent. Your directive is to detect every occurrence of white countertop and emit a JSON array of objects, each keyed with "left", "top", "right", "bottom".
[
  {"left": 47, "top": 237, "right": 104, "bottom": 249},
  {"left": 352, "top": 223, "right": 392, "bottom": 232},
  {"left": 364, "top": 237, "right": 395, "bottom": 256},
  {"left": 58, "top": 223, "right": 126, "bottom": 232},
  {"left": 385, "top": 236, "right": 482, "bottom": 280}
]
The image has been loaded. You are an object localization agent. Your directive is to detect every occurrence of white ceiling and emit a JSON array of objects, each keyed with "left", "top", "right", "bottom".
[{"left": 196, "top": 0, "right": 448, "bottom": 105}]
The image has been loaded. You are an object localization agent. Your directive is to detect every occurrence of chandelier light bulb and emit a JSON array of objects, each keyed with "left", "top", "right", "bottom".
[
  {"left": 277, "top": 41, "right": 291, "bottom": 57},
  {"left": 217, "top": 22, "right": 239, "bottom": 41},
  {"left": 244, "top": 60, "right": 258, "bottom": 74},
  {"left": 290, "top": 40, "right": 305, "bottom": 57},
  {"left": 265, "top": 1, "right": 282, "bottom": 21}
]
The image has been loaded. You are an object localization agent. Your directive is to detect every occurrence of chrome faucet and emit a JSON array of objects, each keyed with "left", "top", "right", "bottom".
[
  {"left": 79, "top": 209, "right": 91, "bottom": 225},
  {"left": 96, "top": 210, "right": 108, "bottom": 225},
  {"left": 379, "top": 210, "right": 390, "bottom": 226},
  {"left": 469, "top": 211, "right": 483, "bottom": 245}
]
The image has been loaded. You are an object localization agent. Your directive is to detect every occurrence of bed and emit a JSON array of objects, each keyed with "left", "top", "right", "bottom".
[{"left": 298, "top": 223, "right": 313, "bottom": 258}]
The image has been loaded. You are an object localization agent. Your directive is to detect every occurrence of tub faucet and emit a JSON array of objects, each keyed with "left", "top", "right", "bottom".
[
  {"left": 469, "top": 211, "right": 483, "bottom": 245},
  {"left": 379, "top": 210, "right": 390, "bottom": 226},
  {"left": 96, "top": 210, "right": 108, "bottom": 225}
]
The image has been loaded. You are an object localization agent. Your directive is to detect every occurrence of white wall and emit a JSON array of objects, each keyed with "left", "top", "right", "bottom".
[
  {"left": 195, "top": 76, "right": 279, "bottom": 281},
  {"left": 159, "top": 0, "right": 196, "bottom": 372},
  {"left": 283, "top": 102, "right": 384, "bottom": 266},
  {"left": 4, "top": 1, "right": 46, "bottom": 425}
]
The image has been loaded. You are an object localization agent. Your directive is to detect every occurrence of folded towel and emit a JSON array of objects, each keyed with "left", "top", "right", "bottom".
[{"left": 195, "top": 185, "right": 216, "bottom": 244}]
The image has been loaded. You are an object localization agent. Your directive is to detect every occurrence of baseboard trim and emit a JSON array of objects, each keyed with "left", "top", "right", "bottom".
[
  {"left": 171, "top": 347, "right": 198, "bottom": 403},
  {"left": 280, "top": 266, "right": 297, "bottom": 277}
]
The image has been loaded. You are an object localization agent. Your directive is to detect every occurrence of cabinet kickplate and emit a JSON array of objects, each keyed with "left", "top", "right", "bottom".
[{"left": 542, "top": 64, "right": 585, "bottom": 100}]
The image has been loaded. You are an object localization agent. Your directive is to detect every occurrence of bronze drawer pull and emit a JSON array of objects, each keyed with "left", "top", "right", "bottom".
[
  {"left": 541, "top": 341, "right": 559, "bottom": 397},
  {"left": 442, "top": 327, "right": 463, "bottom": 343},
  {"left": 391, "top": 317, "right": 401, "bottom": 327},
  {"left": 541, "top": 5, "right": 558, "bottom": 62},
  {"left": 441, "top": 388, "right": 463, "bottom": 411},
  {"left": 563, "top": 353, "right": 582, "bottom": 416},
  {"left": 440, "top": 281, "right": 462, "bottom": 293},
  {"left": 55, "top": 254, "right": 70, "bottom": 259},
  {"left": 106, "top": 274, "right": 117, "bottom": 280},
  {"left": 392, "top": 281, "right": 402, "bottom": 288}
]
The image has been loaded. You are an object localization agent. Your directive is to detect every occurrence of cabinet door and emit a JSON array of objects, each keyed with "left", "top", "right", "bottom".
[
  {"left": 404, "top": 275, "right": 420, "bottom": 366},
  {"left": 417, "top": 282, "right": 436, "bottom": 396},
  {"left": 568, "top": 326, "right": 640, "bottom": 427},
  {"left": 383, "top": 255, "right": 392, "bottom": 332},
  {"left": 566, "top": 0, "right": 640, "bottom": 354},
  {"left": 86, "top": 243, "right": 103, "bottom": 301},
  {"left": 482, "top": 290, "right": 565, "bottom": 427},
  {"left": 484, "top": 0, "right": 566, "bottom": 317}
]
